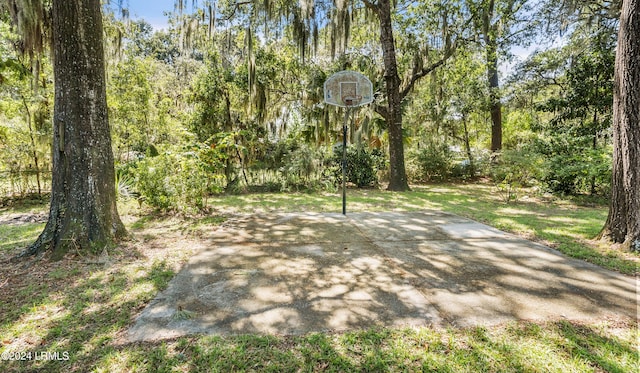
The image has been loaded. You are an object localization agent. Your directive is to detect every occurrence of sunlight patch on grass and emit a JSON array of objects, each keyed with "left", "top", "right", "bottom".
[
  {"left": 491, "top": 217, "right": 534, "bottom": 235},
  {"left": 546, "top": 215, "right": 589, "bottom": 224},
  {"left": 114, "top": 282, "right": 156, "bottom": 302},
  {"left": 543, "top": 227, "right": 585, "bottom": 240},
  {"left": 0, "top": 223, "right": 44, "bottom": 252},
  {"left": 496, "top": 207, "right": 543, "bottom": 216},
  {"left": 2, "top": 298, "right": 69, "bottom": 352}
]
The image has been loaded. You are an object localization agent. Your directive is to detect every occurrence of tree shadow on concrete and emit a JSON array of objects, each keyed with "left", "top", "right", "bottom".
[{"left": 128, "top": 211, "right": 636, "bottom": 340}]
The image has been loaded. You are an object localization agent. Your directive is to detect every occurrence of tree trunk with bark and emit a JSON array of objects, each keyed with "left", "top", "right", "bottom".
[
  {"left": 599, "top": 0, "right": 640, "bottom": 252},
  {"left": 377, "top": 0, "right": 409, "bottom": 191},
  {"left": 483, "top": 1, "right": 502, "bottom": 153},
  {"left": 462, "top": 114, "right": 474, "bottom": 173},
  {"left": 487, "top": 44, "right": 502, "bottom": 153},
  {"left": 362, "top": 0, "right": 456, "bottom": 191},
  {"left": 19, "top": 0, "right": 126, "bottom": 260}
]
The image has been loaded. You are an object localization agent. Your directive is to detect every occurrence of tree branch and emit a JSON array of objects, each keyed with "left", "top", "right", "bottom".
[
  {"left": 374, "top": 103, "right": 389, "bottom": 119},
  {"left": 400, "top": 43, "right": 457, "bottom": 101},
  {"left": 502, "top": 27, "right": 533, "bottom": 44}
]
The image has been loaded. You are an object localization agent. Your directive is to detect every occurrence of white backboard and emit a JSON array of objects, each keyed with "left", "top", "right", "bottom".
[{"left": 324, "top": 70, "right": 373, "bottom": 107}]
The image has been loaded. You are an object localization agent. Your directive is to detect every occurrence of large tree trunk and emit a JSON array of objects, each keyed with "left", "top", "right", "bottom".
[
  {"left": 599, "top": 0, "right": 640, "bottom": 252},
  {"left": 19, "top": 0, "right": 126, "bottom": 260},
  {"left": 378, "top": 0, "right": 409, "bottom": 191},
  {"left": 487, "top": 45, "right": 502, "bottom": 153},
  {"left": 483, "top": 1, "right": 502, "bottom": 153}
]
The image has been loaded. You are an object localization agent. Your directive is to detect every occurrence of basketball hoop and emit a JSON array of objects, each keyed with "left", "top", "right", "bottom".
[
  {"left": 322, "top": 71, "right": 373, "bottom": 215},
  {"left": 323, "top": 71, "right": 373, "bottom": 108}
]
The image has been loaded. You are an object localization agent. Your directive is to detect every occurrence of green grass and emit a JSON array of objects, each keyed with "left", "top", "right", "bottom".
[
  {"left": 111, "top": 324, "right": 635, "bottom": 372},
  {"left": 0, "top": 222, "right": 45, "bottom": 252},
  {"left": 1, "top": 183, "right": 638, "bottom": 372},
  {"left": 0, "top": 259, "right": 176, "bottom": 372}
]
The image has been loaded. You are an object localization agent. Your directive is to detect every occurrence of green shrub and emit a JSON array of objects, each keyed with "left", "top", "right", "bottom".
[
  {"left": 410, "top": 143, "right": 452, "bottom": 182},
  {"left": 451, "top": 159, "right": 475, "bottom": 179},
  {"left": 115, "top": 172, "right": 136, "bottom": 202},
  {"left": 490, "top": 148, "right": 544, "bottom": 202},
  {"left": 133, "top": 154, "right": 175, "bottom": 209},
  {"left": 329, "top": 146, "right": 384, "bottom": 188},
  {"left": 347, "top": 148, "right": 377, "bottom": 187},
  {"left": 543, "top": 147, "right": 611, "bottom": 195},
  {"left": 127, "top": 144, "right": 224, "bottom": 211},
  {"left": 281, "top": 144, "right": 317, "bottom": 189}
]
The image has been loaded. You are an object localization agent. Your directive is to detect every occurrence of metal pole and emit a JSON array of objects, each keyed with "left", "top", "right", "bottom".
[{"left": 342, "top": 107, "right": 349, "bottom": 215}]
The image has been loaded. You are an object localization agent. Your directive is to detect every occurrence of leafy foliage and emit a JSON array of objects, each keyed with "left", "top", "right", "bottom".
[
  {"left": 409, "top": 143, "right": 453, "bottom": 182},
  {"left": 0, "top": 19, "right": 52, "bottom": 196},
  {"left": 329, "top": 146, "right": 386, "bottom": 188},
  {"left": 491, "top": 148, "right": 544, "bottom": 202},
  {"left": 0, "top": 0, "right": 624, "bottom": 210},
  {"left": 125, "top": 145, "right": 224, "bottom": 211},
  {"left": 530, "top": 30, "right": 615, "bottom": 195},
  {"left": 536, "top": 139, "right": 612, "bottom": 195}
]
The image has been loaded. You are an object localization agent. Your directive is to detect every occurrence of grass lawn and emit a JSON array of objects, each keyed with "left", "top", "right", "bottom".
[{"left": 0, "top": 183, "right": 637, "bottom": 372}]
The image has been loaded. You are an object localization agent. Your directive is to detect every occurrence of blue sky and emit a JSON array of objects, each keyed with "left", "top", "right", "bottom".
[{"left": 126, "top": 0, "right": 175, "bottom": 30}]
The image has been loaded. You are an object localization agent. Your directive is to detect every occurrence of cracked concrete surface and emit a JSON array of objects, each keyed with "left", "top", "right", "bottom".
[{"left": 128, "top": 211, "right": 637, "bottom": 341}]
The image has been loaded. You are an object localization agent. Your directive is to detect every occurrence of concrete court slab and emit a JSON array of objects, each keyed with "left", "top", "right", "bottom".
[{"left": 127, "top": 211, "right": 637, "bottom": 342}]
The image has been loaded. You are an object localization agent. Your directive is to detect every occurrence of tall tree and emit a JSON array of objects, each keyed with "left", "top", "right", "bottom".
[
  {"left": 361, "top": 0, "right": 457, "bottom": 190},
  {"left": 469, "top": 0, "right": 534, "bottom": 152},
  {"left": 362, "top": 0, "right": 409, "bottom": 190},
  {"left": 600, "top": 0, "right": 640, "bottom": 251},
  {"left": 9, "top": 0, "right": 127, "bottom": 259}
]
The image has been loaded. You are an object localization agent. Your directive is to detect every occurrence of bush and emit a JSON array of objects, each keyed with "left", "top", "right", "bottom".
[
  {"left": 543, "top": 147, "right": 611, "bottom": 195},
  {"left": 451, "top": 159, "right": 475, "bottom": 179},
  {"left": 490, "top": 148, "right": 543, "bottom": 202},
  {"left": 329, "top": 146, "right": 385, "bottom": 188},
  {"left": 125, "top": 145, "right": 224, "bottom": 211},
  {"left": 410, "top": 143, "right": 452, "bottom": 182},
  {"left": 132, "top": 154, "right": 175, "bottom": 209},
  {"left": 281, "top": 144, "right": 317, "bottom": 189}
]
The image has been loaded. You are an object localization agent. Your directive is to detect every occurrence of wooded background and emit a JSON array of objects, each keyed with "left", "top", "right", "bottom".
[{"left": 1, "top": 1, "right": 637, "bottom": 248}]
